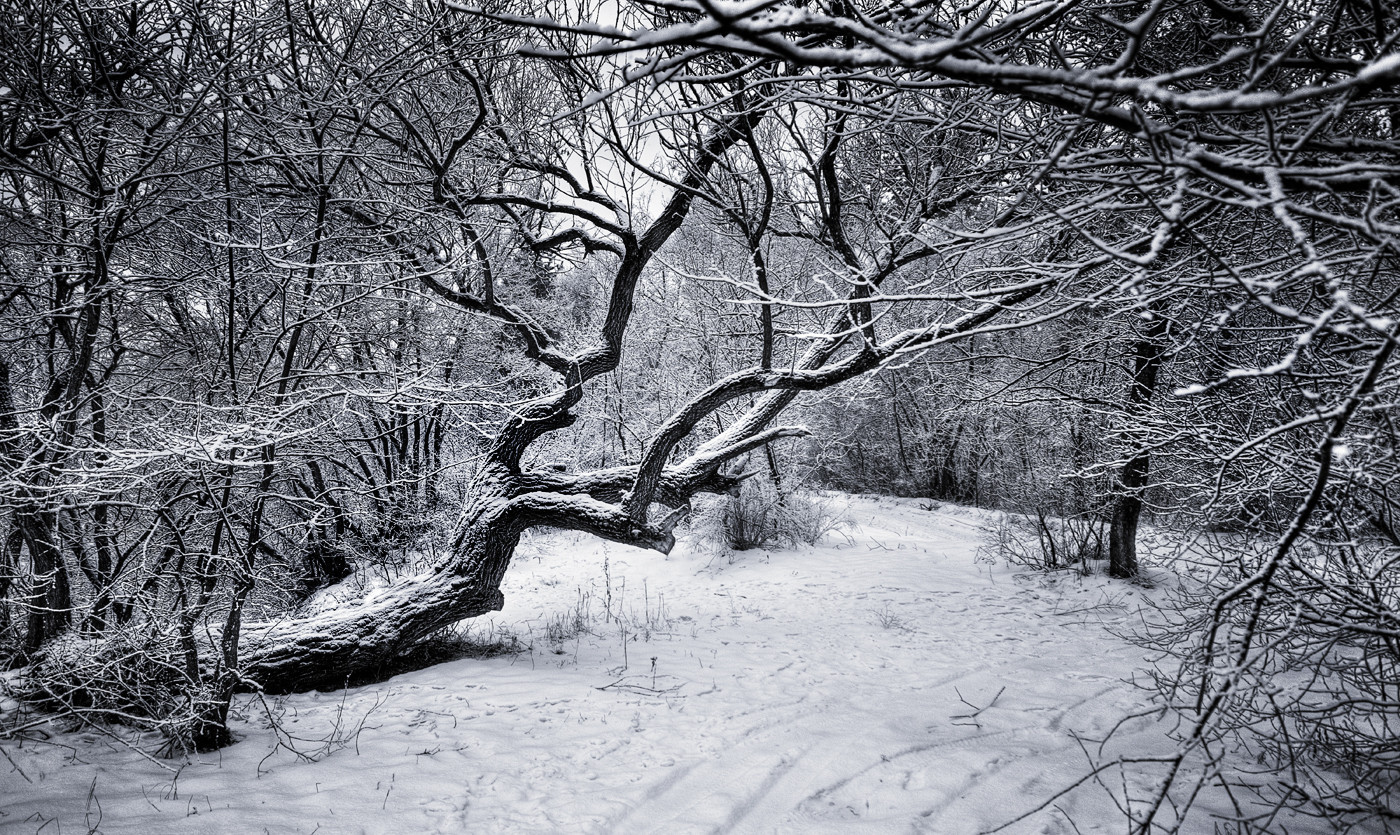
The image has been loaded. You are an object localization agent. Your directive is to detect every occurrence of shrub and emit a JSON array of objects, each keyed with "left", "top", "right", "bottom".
[
  {"left": 692, "top": 479, "right": 848, "bottom": 552},
  {"left": 981, "top": 507, "right": 1107, "bottom": 573},
  {"left": 1132, "top": 536, "right": 1400, "bottom": 832},
  {"left": 12, "top": 621, "right": 213, "bottom": 752},
  {"left": 26, "top": 625, "right": 187, "bottom": 718}
]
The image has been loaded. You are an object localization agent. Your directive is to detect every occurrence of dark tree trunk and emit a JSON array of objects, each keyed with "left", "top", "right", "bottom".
[
  {"left": 0, "top": 528, "right": 21, "bottom": 653},
  {"left": 19, "top": 509, "right": 72, "bottom": 654},
  {"left": 1108, "top": 452, "right": 1150, "bottom": 578},
  {"left": 1108, "top": 309, "right": 1170, "bottom": 579}
]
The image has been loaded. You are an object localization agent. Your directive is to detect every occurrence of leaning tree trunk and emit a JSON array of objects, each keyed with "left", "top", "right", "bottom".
[
  {"left": 236, "top": 469, "right": 517, "bottom": 691},
  {"left": 234, "top": 462, "right": 713, "bottom": 692}
]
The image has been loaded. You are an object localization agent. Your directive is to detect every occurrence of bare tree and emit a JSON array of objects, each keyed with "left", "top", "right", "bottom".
[
  {"left": 0, "top": 0, "right": 1078, "bottom": 754},
  {"left": 229, "top": 27, "right": 1081, "bottom": 694}
]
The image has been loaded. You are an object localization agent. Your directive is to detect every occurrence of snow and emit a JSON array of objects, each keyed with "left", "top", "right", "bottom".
[{"left": 0, "top": 497, "right": 1323, "bottom": 833}]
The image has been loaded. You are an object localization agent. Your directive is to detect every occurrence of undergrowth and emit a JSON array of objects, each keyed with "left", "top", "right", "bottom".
[
  {"left": 979, "top": 508, "right": 1107, "bottom": 574},
  {"left": 690, "top": 479, "right": 850, "bottom": 555}
]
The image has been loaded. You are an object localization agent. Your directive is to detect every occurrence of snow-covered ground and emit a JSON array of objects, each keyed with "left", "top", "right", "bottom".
[{"left": 0, "top": 496, "right": 1316, "bottom": 834}]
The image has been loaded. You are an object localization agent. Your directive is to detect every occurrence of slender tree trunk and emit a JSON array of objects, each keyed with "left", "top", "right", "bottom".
[
  {"left": 0, "top": 527, "right": 23, "bottom": 657},
  {"left": 1108, "top": 453, "right": 1150, "bottom": 577}
]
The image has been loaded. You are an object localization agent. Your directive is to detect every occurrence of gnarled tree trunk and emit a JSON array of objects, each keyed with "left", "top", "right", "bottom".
[{"left": 237, "top": 459, "right": 746, "bottom": 692}]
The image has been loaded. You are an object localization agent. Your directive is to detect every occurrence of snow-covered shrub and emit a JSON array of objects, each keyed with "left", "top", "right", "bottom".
[
  {"left": 691, "top": 479, "right": 848, "bottom": 552},
  {"left": 16, "top": 622, "right": 211, "bottom": 750},
  {"left": 982, "top": 508, "right": 1107, "bottom": 573},
  {"left": 26, "top": 626, "right": 186, "bottom": 717}
]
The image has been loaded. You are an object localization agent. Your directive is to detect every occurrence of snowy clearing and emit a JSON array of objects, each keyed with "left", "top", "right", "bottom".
[{"left": 1, "top": 497, "right": 1319, "bottom": 834}]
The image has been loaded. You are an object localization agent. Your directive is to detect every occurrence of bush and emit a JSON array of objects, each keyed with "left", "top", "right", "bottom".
[
  {"left": 26, "top": 626, "right": 186, "bottom": 717},
  {"left": 981, "top": 507, "right": 1107, "bottom": 573},
  {"left": 12, "top": 621, "right": 213, "bottom": 752},
  {"left": 692, "top": 479, "right": 848, "bottom": 552}
]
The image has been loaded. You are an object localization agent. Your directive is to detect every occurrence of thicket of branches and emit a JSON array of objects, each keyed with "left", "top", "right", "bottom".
[{"left": 1, "top": 0, "right": 1397, "bottom": 830}]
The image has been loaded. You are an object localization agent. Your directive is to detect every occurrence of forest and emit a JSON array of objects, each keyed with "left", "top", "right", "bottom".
[{"left": 1, "top": 0, "right": 1397, "bottom": 832}]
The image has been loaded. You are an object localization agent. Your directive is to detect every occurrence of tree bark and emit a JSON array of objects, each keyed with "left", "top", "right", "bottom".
[
  {"left": 1108, "top": 310, "right": 1169, "bottom": 579},
  {"left": 236, "top": 492, "right": 514, "bottom": 691},
  {"left": 19, "top": 509, "right": 72, "bottom": 654},
  {"left": 234, "top": 461, "right": 688, "bottom": 691},
  {"left": 1108, "top": 452, "right": 1150, "bottom": 579}
]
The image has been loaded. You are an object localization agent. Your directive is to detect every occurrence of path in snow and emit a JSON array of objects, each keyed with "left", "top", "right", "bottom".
[{"left": 0, "top": 497, "right": 1305, "bottom": 834}]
